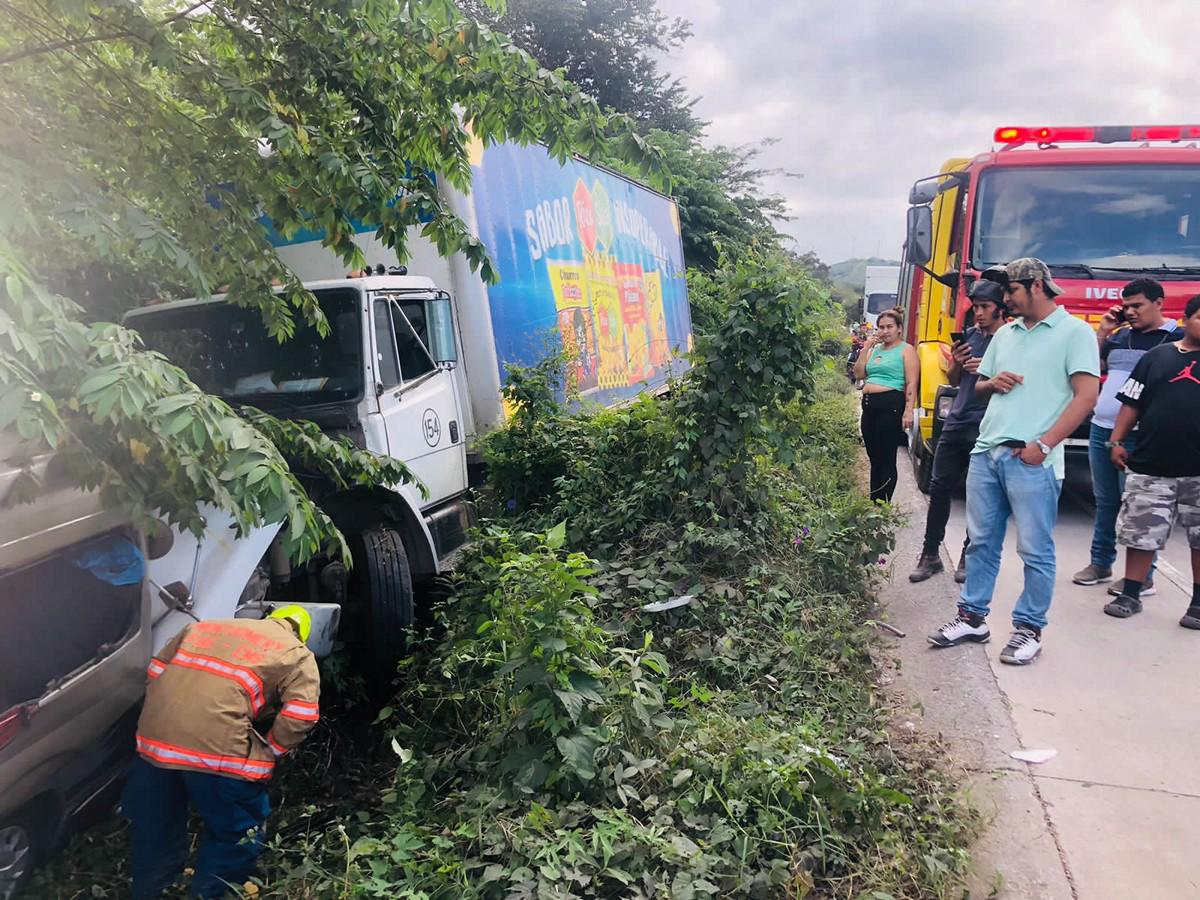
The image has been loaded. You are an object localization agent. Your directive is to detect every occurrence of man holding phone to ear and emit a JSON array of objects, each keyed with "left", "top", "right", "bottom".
[
  {"left": 1071, "top": 278, "right": 1181, "bottom": 593},
  {"left": 910, "top": 274, "right": 1008, "bottom": 583}
]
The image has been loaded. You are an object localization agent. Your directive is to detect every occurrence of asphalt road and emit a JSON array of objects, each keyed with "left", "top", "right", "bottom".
[{"left": 880, "top": 451, "right": 1199, "bottom": 899}]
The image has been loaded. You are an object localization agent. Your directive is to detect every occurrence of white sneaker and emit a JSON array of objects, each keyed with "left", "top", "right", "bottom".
[
  {"left": 928, "top": 612, "right": 990, "bottom": 648},
  {"left": 999, "top": 627, "right": 1042, "bottom": 665}
]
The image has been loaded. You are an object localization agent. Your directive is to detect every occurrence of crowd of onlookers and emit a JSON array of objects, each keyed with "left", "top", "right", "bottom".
[{"left": 854, "top": 258, "right": 1200, "bottom": 665}]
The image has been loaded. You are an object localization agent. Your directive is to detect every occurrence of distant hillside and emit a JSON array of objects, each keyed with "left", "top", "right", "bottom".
[{"left": 829, "top": 257, "right": 901, "bottom": 292}]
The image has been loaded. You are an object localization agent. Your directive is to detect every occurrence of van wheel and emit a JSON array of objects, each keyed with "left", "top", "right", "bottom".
[
  {"left": 348, "top": 528, "right": 414, "bottom": 678},
  {"left": 0, "top": 815, "right": 40, "bottom": 900}
]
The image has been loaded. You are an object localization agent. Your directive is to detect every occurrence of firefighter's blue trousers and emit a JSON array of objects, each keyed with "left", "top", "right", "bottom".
[{"left": 122, "top": 756, "right": 271, "bottom": 899}]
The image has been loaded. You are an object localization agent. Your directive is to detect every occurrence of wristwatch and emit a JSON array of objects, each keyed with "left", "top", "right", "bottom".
[
  {"left": 1034, "top": 438, "right": 1052, "bottom": 456},
  {"left": 1104, "top": 440, "right": 1122, "bottom": 449}
]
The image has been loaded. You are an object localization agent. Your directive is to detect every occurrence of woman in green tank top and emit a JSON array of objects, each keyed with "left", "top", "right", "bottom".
[{"left": 852, "top": 309, "right": 919, "bottom": 502}]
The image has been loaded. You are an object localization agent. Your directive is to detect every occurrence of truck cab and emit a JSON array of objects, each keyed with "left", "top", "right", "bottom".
[{"left": 126, "top": 275, "right": 474, "bottom": 674}]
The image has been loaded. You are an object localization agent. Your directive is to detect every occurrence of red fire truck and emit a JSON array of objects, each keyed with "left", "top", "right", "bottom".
[{"left": 901, "top": 125, "right": 1200, "bottom": 491}]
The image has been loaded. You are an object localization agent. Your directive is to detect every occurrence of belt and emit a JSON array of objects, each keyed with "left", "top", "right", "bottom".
[{"left": 1000, "top": 439, "right": 1026, "bottom": 448}]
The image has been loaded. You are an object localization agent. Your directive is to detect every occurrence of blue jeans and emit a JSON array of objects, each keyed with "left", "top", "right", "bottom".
[
  {"left": 123, "top": 756, "right": 270, "bottom": 899},
  {"left": 1088, "top": 423, "right": 1153, "bottom": 575},
  {"left": 961, "top": 448, "right": 1063, "bottom": 631}
]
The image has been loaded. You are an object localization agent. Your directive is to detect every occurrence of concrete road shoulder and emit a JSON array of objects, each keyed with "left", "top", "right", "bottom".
[{"left": 875, "top": 456, "right": 1076, "bottom": 899}]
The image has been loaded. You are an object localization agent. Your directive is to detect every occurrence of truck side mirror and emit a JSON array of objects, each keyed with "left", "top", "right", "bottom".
[
  {"left": 909, "top": 182, "right": 939, "bottom": 205},
  {"left": 145, "top": 520, "right": 175, "bottom": 560},
  {"left": 426, "top": 297, "right": 458, "bottom": 365},
  {"left": 906, "top": 205, "right": 934, "bottom": 266}
]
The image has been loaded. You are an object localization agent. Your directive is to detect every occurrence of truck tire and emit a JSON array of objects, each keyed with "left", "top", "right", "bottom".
[{"left": 349, "top": 528, "right": 414, "bottom": 677}]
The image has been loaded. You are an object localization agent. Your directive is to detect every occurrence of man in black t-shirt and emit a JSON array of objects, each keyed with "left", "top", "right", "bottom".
[
  {"left": 1072, "top": 278, "right": 1181, "bottom": 592},
  {"left": 1105, "top": 294, "right": 1200, "bottom": 627}
]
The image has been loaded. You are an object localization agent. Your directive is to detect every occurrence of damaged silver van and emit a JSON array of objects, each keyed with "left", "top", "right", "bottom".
[{"left": 0, "top": 441, "right": 167, "bottom": 897}]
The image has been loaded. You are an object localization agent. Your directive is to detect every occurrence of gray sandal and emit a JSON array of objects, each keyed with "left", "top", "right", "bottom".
[
  {"left": 1180, "top": 607, "right": 1200, "bottom": 630},
  {"left": 1104, "top": 595, "right": 1142, "bottom": 618}
]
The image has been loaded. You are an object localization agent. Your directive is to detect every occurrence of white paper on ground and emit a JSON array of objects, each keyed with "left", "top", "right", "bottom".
[
  {"left": 1010, "top": 748, "right": 1057, "bottom": 764},
  {"left": 642, "top": 595, "right": 694, "bottom": 613}
]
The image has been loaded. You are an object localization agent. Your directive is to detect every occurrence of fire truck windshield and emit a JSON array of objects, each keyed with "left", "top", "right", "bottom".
[{"left": 970, "top": 165, "right": 1200, "bottom": 273}]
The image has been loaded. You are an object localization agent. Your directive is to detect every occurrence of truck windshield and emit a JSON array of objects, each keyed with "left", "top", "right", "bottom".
[
  {"left": 970, "top": 165, "right": 1200, "bottom": 271},
  {"left": 132, "top": 288, "right": 362, "bottom": 404},
  {"left": 866, "top": 292, "right": 897, "bottom": 314}
]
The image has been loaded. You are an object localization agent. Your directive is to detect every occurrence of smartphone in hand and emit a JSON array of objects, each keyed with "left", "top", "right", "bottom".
[{"left": 950, "top": 331, "right": 966, "bottom": 344}]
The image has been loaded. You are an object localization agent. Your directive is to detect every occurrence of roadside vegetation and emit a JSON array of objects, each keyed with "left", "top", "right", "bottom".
[
  {"left": 6, "top": 1, "right": 976, "bottom": 895},
  {"left": 36, "top": 254, "right": 975, "bottom": 898}
]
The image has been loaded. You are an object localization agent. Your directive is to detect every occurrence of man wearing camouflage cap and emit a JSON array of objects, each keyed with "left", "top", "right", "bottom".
[{"left": 929, "top": 259, "right": 1100, "bottom": 664}]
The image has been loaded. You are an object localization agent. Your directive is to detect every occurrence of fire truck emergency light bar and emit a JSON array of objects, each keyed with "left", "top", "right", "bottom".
[{"left": 995, "top": 125, "right": 1200, "bottom": 144}]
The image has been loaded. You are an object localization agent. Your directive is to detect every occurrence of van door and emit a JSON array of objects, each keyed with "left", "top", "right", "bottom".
[{"left": 370, "top": 294, "right": 467, "bottom": 507}]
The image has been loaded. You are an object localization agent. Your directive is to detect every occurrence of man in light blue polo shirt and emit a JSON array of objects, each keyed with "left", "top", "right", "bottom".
[{"left": 929, "top": 258, "right": 1100, "bottom": 665}]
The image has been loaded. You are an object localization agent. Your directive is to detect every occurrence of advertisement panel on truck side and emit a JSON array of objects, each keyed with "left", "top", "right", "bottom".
[
  {"left": 267, "top": 141, "right": 693, "bottom": 422},
  {"left": 468, "top": 142, "right": 692, "bottom": 406}
]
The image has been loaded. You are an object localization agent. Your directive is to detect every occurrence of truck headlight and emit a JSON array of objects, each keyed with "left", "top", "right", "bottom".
[{"left": 936, "top": 394, "right": 955, "bottom": 420}]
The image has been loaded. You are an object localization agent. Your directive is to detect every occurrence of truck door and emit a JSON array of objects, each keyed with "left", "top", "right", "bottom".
[{"left": 370, "top": 294, "right": 467, "bottom": 507}]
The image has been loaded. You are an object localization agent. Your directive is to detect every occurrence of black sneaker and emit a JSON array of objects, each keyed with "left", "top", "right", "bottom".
[
  {"left": 908, "top": 553, "right": 944, "bottom": 583},
  {"left": 1180, "top": 606, "right": 1200, "bottom": 630},
  {"left": 999, "top": 626, "right": 1042, "bottom": 665},
  {"left": 1103, "top": 594, "right": 1142, "bottom": 618},
  {"left": 928, "top": 610, "right": 990, "bottom": 648}
]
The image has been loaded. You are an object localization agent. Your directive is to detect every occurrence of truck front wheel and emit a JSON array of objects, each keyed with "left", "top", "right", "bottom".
[{"left": 348, "top": 527, "right": 414, "bottom": 677}]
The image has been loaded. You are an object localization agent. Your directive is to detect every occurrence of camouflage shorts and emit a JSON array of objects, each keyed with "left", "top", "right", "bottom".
[{"left": 1117, "top": 473, "right": 1200, "bottom": 551}]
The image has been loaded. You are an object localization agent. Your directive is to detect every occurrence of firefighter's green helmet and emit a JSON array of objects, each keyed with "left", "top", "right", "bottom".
[{"left": 269, "top": 604, "right": 312, "bottom": 643}]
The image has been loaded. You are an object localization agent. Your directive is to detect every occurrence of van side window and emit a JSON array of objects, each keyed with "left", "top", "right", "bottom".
[
  {"left": 373, "top": 300, "right": 401, "bottom": 389},
  {"left": 390, "top": 303, "right": 437, "bottom": 381},
  {"left": 0, "top": 532, "right": 142, "bottom": 707}
]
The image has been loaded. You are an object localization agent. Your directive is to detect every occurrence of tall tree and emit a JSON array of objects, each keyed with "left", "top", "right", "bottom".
[
  {"left": 460, "top": 0, "right": 700, "bottom": 134},
  {"left": 0, "top": 0, "right": 660, "bottom": 557}
]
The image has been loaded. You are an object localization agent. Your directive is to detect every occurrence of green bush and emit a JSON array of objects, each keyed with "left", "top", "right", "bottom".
[{"left": 482, "top": 250, "right": 840, "bottom": 553}]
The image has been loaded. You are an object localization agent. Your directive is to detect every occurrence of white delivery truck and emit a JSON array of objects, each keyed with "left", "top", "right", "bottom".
[
  {"left": 861, "top": 265, "right": 900, "bottom": 327},
  {"left": 126, "top": 140, "right": 693, "bottom": 674}
]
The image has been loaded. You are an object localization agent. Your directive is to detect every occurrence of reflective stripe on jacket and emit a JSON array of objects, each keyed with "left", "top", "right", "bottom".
[{"left": 136, "top": 618, "right": 320, "bottom": 781}]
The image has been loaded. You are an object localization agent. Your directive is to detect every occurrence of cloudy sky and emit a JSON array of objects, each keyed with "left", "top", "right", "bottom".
[{"left": 654, "top": 0, "right": 1195, "bottom": 265}]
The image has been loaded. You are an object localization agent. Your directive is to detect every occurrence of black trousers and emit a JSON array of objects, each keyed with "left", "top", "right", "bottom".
[
  {"left": 920, "top": 424, "right": 979, "bottom": 557},
  {"left": 860, "top": 390, "right": 906, "bottom": 503}
]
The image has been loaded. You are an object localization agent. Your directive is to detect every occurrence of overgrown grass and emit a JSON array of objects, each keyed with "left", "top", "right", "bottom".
[{"left": 33, "top": 255, "right": 974, "bottom": 899}]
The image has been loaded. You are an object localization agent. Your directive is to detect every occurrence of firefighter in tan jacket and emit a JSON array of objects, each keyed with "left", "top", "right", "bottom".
[{"left": 122, "top": 606, "right": 320, "bottom": 900}]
